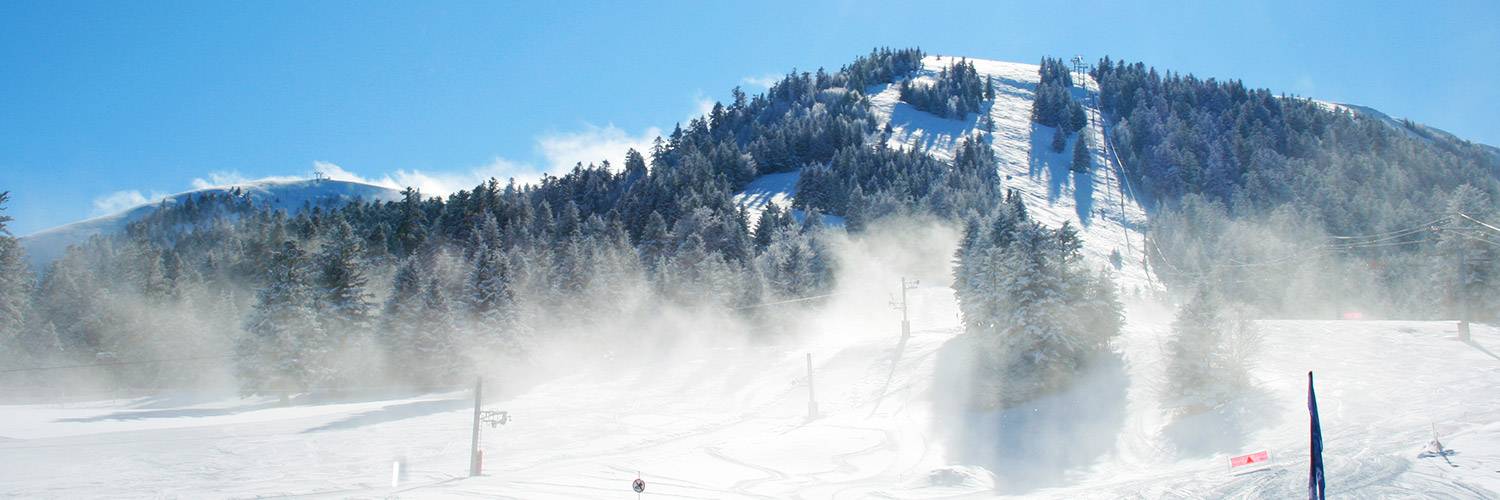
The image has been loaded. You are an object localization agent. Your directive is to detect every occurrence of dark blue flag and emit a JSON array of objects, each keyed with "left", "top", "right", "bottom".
[{"left": 1308, "top": 371, "right": 1325, "bottom": 499}]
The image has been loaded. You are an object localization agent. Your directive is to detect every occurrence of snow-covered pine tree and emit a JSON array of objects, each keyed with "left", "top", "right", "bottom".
[
  {"left": 380, "top": 256, "right": 426, "bottom": 382},
  {"left": 316, "top": 219, "right": 375, "bottom": 332},
  {"left": 1438, "top": 185, "right": 1500, "bottom": 321},
  {"left": 1071, "top": 135, "right": 1091, "bottom": 172},
  {"left": 0, "top": 192, "right": 33, "bottom": 363},
  {"left": 412, "top": 278, "right": 465, "bottom": 386},
  {"left": 1162, "top": 286, "right": 1258, "bottom": 413},
  {"left": 759, "top": 226, "right": 814, "bottom": 299},
  {"left": 466, "top": 245, "right": 523, "bottom": 356},
  {"left": 235, "top": 241, "right": 331, "bottom": 398},
  {"left": 315, "top": 218, "right": 378, "bottom": 385}
]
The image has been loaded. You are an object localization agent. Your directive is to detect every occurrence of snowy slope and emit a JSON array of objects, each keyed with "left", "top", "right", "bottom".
[
  {"left": 3, "top": 290, "right": 1497, "bottom": 498},
  {"left": 19, "top": 179, "right": 402, "bottom": 269},
  {"left": 732, "top": 170, "right": 847, "bottom": 229},
  {"left": 736, "top": 55, "right": 1157, "bottom": 292}
]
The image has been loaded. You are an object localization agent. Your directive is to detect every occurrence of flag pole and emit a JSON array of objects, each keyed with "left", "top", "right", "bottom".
[{"left": 1308, "top": 371, "right": 1325, "bottom": 500}]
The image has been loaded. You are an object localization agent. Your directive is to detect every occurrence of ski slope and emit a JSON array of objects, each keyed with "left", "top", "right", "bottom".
[
  {"left": 736, "top": 55, "right": 1157, "bottom": 293},
  {"left": 3, "top": 289, "right": 1498, "bottom": 498}
]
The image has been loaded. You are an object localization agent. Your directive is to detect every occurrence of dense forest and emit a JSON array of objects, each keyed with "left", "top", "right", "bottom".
[{"left": 1093, "top": 57, "right": 1500, "bottom": 318}]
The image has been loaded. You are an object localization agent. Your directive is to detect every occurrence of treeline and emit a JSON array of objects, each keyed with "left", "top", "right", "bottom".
[
  {"left": 898, "top": 58, "right": 990, "bottom": 119},
  {"left": 1093, "top": 56, "right": 1500, "bottom": 317}
]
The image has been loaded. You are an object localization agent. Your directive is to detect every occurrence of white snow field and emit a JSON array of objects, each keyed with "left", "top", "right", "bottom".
[{"left": 3, "top": 292, "right": 1498, "bottom": 498}]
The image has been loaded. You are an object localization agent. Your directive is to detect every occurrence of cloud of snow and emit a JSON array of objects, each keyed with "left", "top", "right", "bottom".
[
  {"left": 310, "top": 159, "right": 537, "bottom": 196},
  {"left": 174, "top": 121, "right": 665, "bottom": 200},
  {"left": 741, "top": 74, "right": 781, "bottom": 90},
  {"left": 190, "top": 170, "right": 302, "bottom": 189},
  {"left": 91, "top": 189, "right": 168, "bottom": 216},
  {"left": 690, "top": 93, "right": 716, "bottom": 122},
  {"left": 535, "top": 123, "right": 661, "bottom": 173}
]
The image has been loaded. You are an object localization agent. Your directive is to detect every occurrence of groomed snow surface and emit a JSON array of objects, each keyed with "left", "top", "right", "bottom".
[{"left": 3, "top": 292, "right": 1498, "bottom": 498}]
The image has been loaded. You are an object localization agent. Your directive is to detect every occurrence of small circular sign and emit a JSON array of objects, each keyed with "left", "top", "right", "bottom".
[{"left": 632, "top": 478, "right": 646, "bottom": 493}]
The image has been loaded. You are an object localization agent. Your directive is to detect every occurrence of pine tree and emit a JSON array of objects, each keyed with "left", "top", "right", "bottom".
[
  {"left": 236, "top": 241, "right": 331, "bottom": 397},
  {"left": 466, "top": 246, "right": 522, "bottom": 355},
  {"left": 1070, "top": 135, "right": 1092, "bottom": 172},
  {"left": 0, "top": 192, "right": 32, "bottom": 362},
  {"left": 315, "top": 219, "right": 377, "bottom": 385},
  {"left": 412, "top": 278, "right": 465, "bottom": 386},
  {"left": 1161, "top": 287, "right": 1257, "bottom": 413}
]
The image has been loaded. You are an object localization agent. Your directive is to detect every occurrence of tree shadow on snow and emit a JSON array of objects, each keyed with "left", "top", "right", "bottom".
[
  {"left": 931, "top": 336, "right": 1129, "bottom": 494},
  {"left": 301, "top": 398, "right": 470, "bottom": 433},
  {"left": 1028, "top": 124, "right": 1074, "bottom": 207},
  {"left": 57, "top": 399, "right": 287, "bottom": 423},
  {"left": 1073, "top": 168, "right": 1095, "bottom": 226}
]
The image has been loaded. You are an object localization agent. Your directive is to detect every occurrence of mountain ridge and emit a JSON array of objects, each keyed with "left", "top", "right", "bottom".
[{"left": 20, "top": 178, "right": 402, "bottom": 269}]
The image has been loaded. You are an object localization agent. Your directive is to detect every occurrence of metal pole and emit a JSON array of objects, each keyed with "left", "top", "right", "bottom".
[
  {"left": 469, "top": 377, "right": 482, "bottom": 476},
  {"left": 900, "top": 277, "right": 911, "bottom": 340},
  {"left": 1458, "top": 236, "right": 1471, "bottom": 341}
]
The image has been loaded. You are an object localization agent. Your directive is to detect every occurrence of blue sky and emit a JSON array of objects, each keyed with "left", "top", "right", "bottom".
[{"left": 2, "top": 0, "right": 1497, "bottom": 235}]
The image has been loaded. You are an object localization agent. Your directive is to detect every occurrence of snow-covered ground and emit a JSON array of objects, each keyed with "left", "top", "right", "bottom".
[{"left": 3, "top": 290, "right": 1497, "bottom": 498}]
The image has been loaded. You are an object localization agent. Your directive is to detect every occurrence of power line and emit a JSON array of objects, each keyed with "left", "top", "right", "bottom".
[
  {"left": 1458, "top": 212, "right": 1500, "bottom": 235},
  {"left": 730, "top": 292, "right": 847, "bottom": 310}
]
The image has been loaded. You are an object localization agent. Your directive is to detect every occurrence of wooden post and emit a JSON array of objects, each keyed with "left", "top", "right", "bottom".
[{"left": 469, "top": 377, "right": 482, "bottom": 476}]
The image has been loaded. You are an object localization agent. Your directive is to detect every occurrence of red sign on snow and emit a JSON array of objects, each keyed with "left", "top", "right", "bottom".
[{"left": 1229, "top": 450, "right": 1271, "bottom": 474}]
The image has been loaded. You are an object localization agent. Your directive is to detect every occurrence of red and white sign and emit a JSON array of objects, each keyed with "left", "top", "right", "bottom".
[{"left": 1229, "top": 450, "right": 1271, "bottom": 474}]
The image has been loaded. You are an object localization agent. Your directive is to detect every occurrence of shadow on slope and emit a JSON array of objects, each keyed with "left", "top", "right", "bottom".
[
  {"left": 932, "top": 335, "right": 1129, "bottom": 494},
  {"left": 57, "top": 400, "right": 286, "bottom": 423},
  {"left": 302, "top": 398, "right": 470, "bottom": 433},
  {"left": 887, "top": 101, "right": 978, "bottom": 154}
]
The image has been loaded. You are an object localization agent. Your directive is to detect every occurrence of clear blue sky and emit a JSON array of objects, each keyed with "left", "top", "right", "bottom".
[{"left": 3, "top": 0, "right": 1497, "bottom": 235}]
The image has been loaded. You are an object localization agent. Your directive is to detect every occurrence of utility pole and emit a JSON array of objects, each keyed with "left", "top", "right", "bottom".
[
  {"left": 806, "top": 353, "right": 818, "bottom": 419},
  {"left": 469, "top": 377, "right": 482, "bottom": 477},
  {"left": 893, "top": 277, "right": 918, "bottom": 340},
  {"left": 1458, "top": 230, "right": 1472, "bottom": 342},
  {"left": 468, "top": 377, "right": 512, "bottom": 477}
]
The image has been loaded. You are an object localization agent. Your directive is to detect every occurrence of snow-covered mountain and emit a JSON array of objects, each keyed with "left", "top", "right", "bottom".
[
  {"left": 736, "top": 55, "right": 1157, "bottom": 291},
  {"left": 20, "top": 178, "right": 402, "bottom": 269}
]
